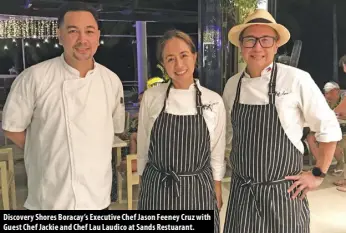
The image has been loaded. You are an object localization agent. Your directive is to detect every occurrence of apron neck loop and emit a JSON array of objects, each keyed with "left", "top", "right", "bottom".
[
  {"left": 161, "top": 79, "right": 203, "bottom": 115},
  {"left": 234, "top": 73, "right": 244, "bottom": 104},
  {"left": 161, "top": 81, "right": 173, "bottom": 113},
  {"left": 235, "top": 62, "right": 278, "bottom": 105}
]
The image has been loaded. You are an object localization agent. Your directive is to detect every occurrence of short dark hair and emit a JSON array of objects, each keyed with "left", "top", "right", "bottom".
[
  {"left": 57, "top": 1, "right": 99, "bottom": 28},
  {"left": 339, "top": 55, "right": 346, "bottom": 67}
]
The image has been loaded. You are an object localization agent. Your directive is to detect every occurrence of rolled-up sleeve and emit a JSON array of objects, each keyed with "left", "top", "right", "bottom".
[
  {"left": 137, "top": 92, "right": 150, "bottom": 175},
  {"left": 298, "top": 73, "right": 342, "bottom": 142},
  {"left": 210, "top": 98, "right": 227, "bottom": 181},
  {"left": 112, "top": 78, "right": 125, "bottom": 134},
  {"left": 2, "top": 70, "right": 36, "bottom": 132}
]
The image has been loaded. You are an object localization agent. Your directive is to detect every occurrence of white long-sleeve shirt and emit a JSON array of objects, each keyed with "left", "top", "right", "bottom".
[
  {"left": 222, "top": 63, "right": 342, "bottom": 153},
  {"left": 137, "top": 80, "right": 226, "bottom": 181},
  {"left": 2, "top": 54, "right": 125, "bottom": 210}
]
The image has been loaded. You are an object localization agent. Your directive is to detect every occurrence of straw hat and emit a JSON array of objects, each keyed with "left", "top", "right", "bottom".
[{"left": 228, "top": 9, "right": 290, "bottom": 47}]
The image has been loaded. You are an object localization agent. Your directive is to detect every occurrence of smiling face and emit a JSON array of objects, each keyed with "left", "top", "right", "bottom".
[
  {"left": 161, "top": 37, "right": 197, "bottom": 88},
  {"left": 57, "top": 11, "right": 100, "bottom": 64},
  {"left": 240, "top": 24, "right": 278, "bottom": 72}
]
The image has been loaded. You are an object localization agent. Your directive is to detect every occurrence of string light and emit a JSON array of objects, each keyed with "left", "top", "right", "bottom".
[
  {"left": 24, "top": 18, "right": 29, "bottom": 38},
  {"left": 100, "top": 40, "right": 104, "bottom": 45},
  {"left": 52, "top": 21, "right": 57, "bottom": 37},
  {"left": 0, "top": 21, "right": 4, "bottom": 38},
  {"left": 45, "top": 20, "right": 51, "bottom": 38},
  {"left": 39, "top": 20, "right": 44, "bottom": 39},
  {"left": 30, "top": 18, "right": 34, "bottom": 38},
  {"left": 1, "top": 38, "right": 61, "bottom": 50},
  {"left": 0, "top": 17, "right": 58, "bottom": 39}
]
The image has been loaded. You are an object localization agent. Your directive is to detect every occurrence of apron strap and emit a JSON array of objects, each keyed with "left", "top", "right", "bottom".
[
  {"left": 194, "top": 79, "right": 203, "bottom": 115},
  {"left": 230, "top": 161, "right": 293, "bottom": 218},
  {"left": 148, "top": 162, "right": 206, "bottom": 198},
  {"left": 234, "top": 73, "right": 245, "bottom": 104},
  {"left": 161, "top": 79, "right": 204, "bottom": 116},
  {"left": 234, "top": 63, "right": 278, "bottom": 105},
  {"left": 160, "top": 81, "right": 173, "bottom": 113},
  {"left": 268, "top": 62, "right": 278, "bottom": 105}
]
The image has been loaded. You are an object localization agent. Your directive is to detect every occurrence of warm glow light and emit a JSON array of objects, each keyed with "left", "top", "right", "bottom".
[{"left": 0, "top": 17, "right": 58, "bottom": 39}]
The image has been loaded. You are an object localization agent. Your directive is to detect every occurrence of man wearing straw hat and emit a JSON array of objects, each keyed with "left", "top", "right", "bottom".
[{"left": 222, "top": 9, "right": 341, "bottom": 232}]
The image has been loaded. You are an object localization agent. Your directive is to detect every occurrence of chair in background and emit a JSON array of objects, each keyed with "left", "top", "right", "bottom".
[
  {"left": 0, "top": 148, "right": 16, "bottom": 210},
  {"left": 126, "top": 154, "right": 139, "bottom": 210},
  {"left": 117, "top": 153, "right": 139, "bottom": 210}
]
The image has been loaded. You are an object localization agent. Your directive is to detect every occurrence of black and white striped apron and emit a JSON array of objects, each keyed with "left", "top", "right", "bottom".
[
  {"left": 138, "top": 80, "right": 220, "bottom": 233},
  {"left": 223, "top": 64, "right": 310, "bottom": 233}
]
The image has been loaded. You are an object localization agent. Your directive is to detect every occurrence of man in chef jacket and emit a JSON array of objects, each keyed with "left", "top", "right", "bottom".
[
  {"left": 1, "top": 2, "right": 125, "bottom": 210},
  {"left": 222, "top": 9, "right": 341, "bottom": 233}
]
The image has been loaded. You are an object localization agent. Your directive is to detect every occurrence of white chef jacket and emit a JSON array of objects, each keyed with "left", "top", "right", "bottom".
[
  {"left": 222, "top": 62, "right": 342, "bottom": 153},
  {"left": 2, "top": 54, "right": 125, "bottom": 210},
  {"left": 137, "top": 80, "right": 226, "bottom": 181}
]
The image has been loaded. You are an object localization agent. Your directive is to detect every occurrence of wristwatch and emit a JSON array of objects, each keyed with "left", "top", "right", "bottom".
[{"left": 311, "top": 167, "right": 326, "bottom": 178}]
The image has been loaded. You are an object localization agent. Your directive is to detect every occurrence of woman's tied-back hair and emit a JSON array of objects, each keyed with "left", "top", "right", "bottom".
[{"left": 156, "top": 29, "right": 197, "bottom": 63}]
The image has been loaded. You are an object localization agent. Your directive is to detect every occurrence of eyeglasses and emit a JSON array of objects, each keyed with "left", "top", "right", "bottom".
[{"left": 240, "top": 36, "right": 277, "bottom": 48}]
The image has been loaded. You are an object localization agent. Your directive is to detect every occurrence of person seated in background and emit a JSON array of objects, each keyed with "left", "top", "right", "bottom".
[
  {"left": 306, "top": 82, "right": 345, "bottom": 175},
  {"left": 324, "top": 81, "right": 346, "bottom": 109},
  {"left": 332, "top": 58, "right": 346, "bottom": 192},
  {"left": 128, "top": 92, "right": 143, "bottom": 154},
  {"left": 301, "top": 127, "right": 311, "bottom": 156},
  {"left": 118, "top": 72, "right": 168, "bottom": 174},
  {"left": 118, "top": 92, "right": 144, "bottom": 172}
]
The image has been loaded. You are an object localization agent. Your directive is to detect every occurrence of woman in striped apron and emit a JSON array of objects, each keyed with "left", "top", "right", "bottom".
[
  {"left": 222, "top": 9, "right": 341, "bottom": 233},
  {"left": 136, "top": 30, "right": 226, "bottom": 233}
]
